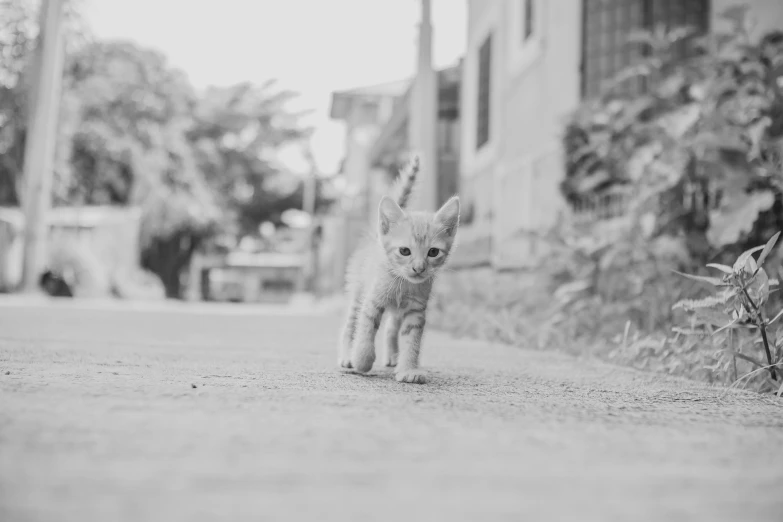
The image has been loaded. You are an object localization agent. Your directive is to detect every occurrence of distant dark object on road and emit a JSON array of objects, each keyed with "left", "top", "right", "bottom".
[{"left": 39, "top": 270, "right": 73, "bottom": 297}]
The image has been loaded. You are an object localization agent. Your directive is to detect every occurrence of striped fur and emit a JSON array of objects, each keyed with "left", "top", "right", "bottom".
[{"left": 392, "top": 155, "right": 419, "bottom": 209}]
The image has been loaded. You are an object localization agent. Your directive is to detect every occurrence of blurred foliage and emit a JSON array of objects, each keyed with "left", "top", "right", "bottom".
[
  {"left": 189, "top": 83, "right": 333, "bottom": 233},
  {"left": 563, "top": 7, "right": 783, "bottom": 255},
  {"left": 552, "top": 6, "right": 783, "bottom": 393},
  {"left": 0, "top": 0, "right": 330, "bottom": 297}
]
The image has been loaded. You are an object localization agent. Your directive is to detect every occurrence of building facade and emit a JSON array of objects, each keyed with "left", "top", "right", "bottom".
[
  {"left": 367, "top": 64, "right": 462, "bottom": 219},
  {"left": 325, "top": 79, "right": 408, "bottom": 292},
  {"left": 459, "top": 0, "right": 783, "bottom": 270}
]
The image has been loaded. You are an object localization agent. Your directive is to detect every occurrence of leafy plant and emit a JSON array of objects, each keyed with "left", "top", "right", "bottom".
[
  {"left": 673, "top": 231, "right": 783, "bottom": 394},
  {"left": 562, "top": 8, "right": 783, "bottom": 258},
  {"left": 551, "top": 8, "right": 783, "bottom": 394}
]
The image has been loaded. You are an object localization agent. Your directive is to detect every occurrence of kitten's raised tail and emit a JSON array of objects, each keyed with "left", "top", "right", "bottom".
[{"left": 393, "top": 155, "right": 419, "bottom": 209}]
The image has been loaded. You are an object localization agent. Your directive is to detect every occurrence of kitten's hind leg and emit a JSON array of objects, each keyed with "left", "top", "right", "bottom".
[
  {"left": 338, "top": 293, "right": 361, "bottom": 369},
  {"left": 383, "top": 310, "right": 401, "bottom": 367}
]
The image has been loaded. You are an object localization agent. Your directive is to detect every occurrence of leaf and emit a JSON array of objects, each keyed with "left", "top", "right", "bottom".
[
  {"left": 745, "top": 254, "right": 758, "bottom": 275},
  {"left": 706, "top": 263, "right": 734, "bottom": 274},
  {"left": 625, "top": 29, "right": 657, "bottom": 48},
  {"left": 720, "top": 5, "right": 751, "bottom": 27},
  {"left": 553, "top": 279, "right": 592, "bottom": 300},
  {"left": 693, "top": 307, "right": 732, "bottom": 327},
  {"left": 715, "top": 316, "right": 742, "bottom": 334},
  {"left": 755, "top": 231, "right": 780, "bottom": 269},
  {"left": 711, "top": 192, "right": 775, "bottom": 250},
  {"left": 768, "top": 309, "right": 783, "bottom": 325},
  {"left": 673, "top": 291, "right": 733, "bottom": 311},
  {"left": 746, "top": 116, "right": 771, "bottom": 161},
  {"left": 734, "top": 246, "right": 766, "bottom": 274},
  {"left": 689, "top": 130, "right": 748, "bottom": 154},
  {"left": 671, "top": 270, "right": 725, "bottom": 287},
  {"left": 666, "top": 26, "right": 698, "bottom": 44},
  {"left": 732, "top": 351, "right": 766, "bottom": 368},
  {"left": 746, "top": 267, "right": 770, "bottom": 305}
]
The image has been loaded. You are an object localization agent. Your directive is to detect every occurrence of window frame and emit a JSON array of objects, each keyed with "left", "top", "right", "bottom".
[
  {"left": 507, "top": 0, "right": 544, "bottom": 77},
  {"left": 476, "top": 32, "right": 492, "bottom": 150},
  {"left": 523, "top": 0, "right": 535, "bottom": 41}
]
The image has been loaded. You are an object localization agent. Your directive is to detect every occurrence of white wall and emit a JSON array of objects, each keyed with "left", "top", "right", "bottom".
[
  {"left": 460, "top": 0, "right": 505, "bottom": 234},
  {"left": 459, "top": 0, "right": 582, "bottom": 269},
  {"left": 493, "top": 0, "right": 582, "bottom": 268}
]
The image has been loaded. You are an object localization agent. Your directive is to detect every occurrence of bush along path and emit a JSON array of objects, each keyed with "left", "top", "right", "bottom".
[{"left": 674, "top": 232, "right": 783, "bottom": 395}]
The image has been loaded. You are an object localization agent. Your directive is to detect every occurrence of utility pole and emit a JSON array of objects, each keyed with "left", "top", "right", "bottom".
[
  {"left": 302, "top": 146, "right": 321, "bottom": 298},
  {"left": 302, "top": 148, "right": 318, "bottom": 218},
  {"left": 20, "top": 0, "right": 66, "bottom": 292},
  {"left": 408, "top": 0, "right": 438, "bottom": 211}
]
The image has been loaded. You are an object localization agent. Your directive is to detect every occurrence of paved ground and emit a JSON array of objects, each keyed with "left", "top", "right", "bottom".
[{"left": 1, "top": 299, "right": 782, "bottom": 522}]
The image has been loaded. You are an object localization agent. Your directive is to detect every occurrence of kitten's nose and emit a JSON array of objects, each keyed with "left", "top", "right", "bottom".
[{"left": 412, "top": 263, "right": 425, "bottom": 274}]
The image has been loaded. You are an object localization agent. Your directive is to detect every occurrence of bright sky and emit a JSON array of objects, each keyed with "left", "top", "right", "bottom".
[{"left": 82, "top": 0, "right": 467, "bottom": 175}]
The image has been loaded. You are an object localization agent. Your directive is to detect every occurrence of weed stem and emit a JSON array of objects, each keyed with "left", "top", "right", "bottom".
[{"left": 741, "top": 287, "right": 778, "bottom": 381}]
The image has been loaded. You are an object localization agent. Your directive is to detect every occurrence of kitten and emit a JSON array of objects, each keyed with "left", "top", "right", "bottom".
[{"left": 338, "top": 156, "right": 460, "bottom": 384}]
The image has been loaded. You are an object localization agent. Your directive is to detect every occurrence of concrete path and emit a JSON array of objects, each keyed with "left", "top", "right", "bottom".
[{"left": 1, "top": 300, "right": 781, "bottom": 522}]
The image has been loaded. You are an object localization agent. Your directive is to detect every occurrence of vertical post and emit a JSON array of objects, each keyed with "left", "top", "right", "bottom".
[
  {"left": 20, "top": 0, "right": 66, "bottom": 292},
  {"left": 408, "top": 0, "right": 438, "bottom": 211},
  {"left": 302, "top": 147, "right": 320, "bottom": 297},
  {"left": 303, "top": 170, "right": 317, "bottom": 218}
]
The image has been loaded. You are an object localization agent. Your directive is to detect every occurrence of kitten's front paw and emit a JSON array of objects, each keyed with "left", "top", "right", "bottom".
[
  {"left": 383, "top": 353, "right": 398, "bottom": 367},
  {"left": 338, "top": 358, "right": 353, "bottom": 369},
  {"left": 395, "top": 369, "right": 427, "bottom": 384},
  {"left": 351, "top": 351, "right": 375, "bottom": 373}
]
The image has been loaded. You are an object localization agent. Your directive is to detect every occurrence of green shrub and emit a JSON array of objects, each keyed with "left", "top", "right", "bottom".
[
  {"left": 540, "top": 7, "right": 783, "bottom": 393},
  {"left": 670, "top": 232, "right": 783, "bottom": 394}
]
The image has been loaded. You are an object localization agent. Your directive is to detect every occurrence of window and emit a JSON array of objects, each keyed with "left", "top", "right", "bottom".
[
  {"left": 523, "top": 0, "right": 535, "bottom": 41},
  {"left": 508, "top": 0, "right": 543, "bottom": 76},
  {"left": 580, "top": 0, "right": 710, "bottom": 99},
  {"left": 476, "top": 33, "right": 492, "bottom": 150}
]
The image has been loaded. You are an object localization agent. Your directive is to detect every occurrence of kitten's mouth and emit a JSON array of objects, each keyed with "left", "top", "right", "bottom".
[{"left": 406, "top": 273, "right": 428, "bottom": 283}]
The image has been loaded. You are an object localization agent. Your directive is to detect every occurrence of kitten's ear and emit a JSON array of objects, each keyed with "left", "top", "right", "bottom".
[
  {"left": 434, "top": 196, "right": 460, "bottom": 236},
  {"left": 378, "top": 196, "right": 405, "bottom": 235}
]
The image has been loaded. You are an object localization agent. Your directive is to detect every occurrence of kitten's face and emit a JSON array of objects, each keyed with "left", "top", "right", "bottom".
[{"left": 378, "top": 196, "right": 460, "bottom": 284}]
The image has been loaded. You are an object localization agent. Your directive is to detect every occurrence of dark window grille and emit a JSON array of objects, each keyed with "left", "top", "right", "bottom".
[
  {"left": 524, "top": 0, "right": 535, "bottom": 41},
  {"left": 476, "top": 33, "right": 492, "bottom": 149},
  {"left": 522, "top": 0, "right": 536, "bottom": 42},
  {"left": 580, "top": 0, "right": 710, "bottom": 99}
]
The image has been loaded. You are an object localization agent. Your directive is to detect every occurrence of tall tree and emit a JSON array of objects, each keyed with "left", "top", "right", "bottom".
[
  {"left": 61, "top": 40, "right": 221, "bottom": 297},
  {"left": 189, "top": 82, "right": 314, "bottom": 234}
]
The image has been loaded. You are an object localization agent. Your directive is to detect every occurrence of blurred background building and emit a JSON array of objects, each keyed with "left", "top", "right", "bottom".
[
  {"left": 326, "top": 0, "right": 783, "bottom": 278},
  {"left": 2, "top": 0, "right": 782, "bottom": 303}
]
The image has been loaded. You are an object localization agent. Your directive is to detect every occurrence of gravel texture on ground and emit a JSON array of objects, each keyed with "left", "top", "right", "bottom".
[{"left": 1, "top": 299, "right": 781, "bottom": 522}]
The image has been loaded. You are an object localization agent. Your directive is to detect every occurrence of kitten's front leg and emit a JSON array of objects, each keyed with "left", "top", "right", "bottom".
[
  {"left": 383, "top": 310, "right": 402, "bottom": 367},
  {"left": 350, "top": 297, "right": 384, "bottom": 373},
  {"left": 395, "top": 306, "right": 427, "bottom": 384}
]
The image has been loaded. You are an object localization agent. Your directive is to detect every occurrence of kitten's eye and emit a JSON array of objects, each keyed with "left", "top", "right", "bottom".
[
  {"left": 427, "top": 248, "right": 440, "bottom": 257},
  {"left": 399, "top": 247, "right": 411, "bottom": 256}
]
